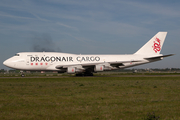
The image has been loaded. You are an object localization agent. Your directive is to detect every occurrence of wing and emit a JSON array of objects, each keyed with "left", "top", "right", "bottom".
[
  {"left": 55, "top": 54, "right": 174, "bottom": 73},
  {"left": 55, "top": 60, "right": 142, "bottom": 70}
]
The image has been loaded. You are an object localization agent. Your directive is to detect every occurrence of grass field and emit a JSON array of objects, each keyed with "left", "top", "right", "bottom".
[{"left": 0, "top": 76, "right": 180, "bottom": 120}]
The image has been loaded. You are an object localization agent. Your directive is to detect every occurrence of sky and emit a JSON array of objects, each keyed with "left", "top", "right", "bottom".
[{"left": 0, "top": 0, "right": 180, "bottom": 69}]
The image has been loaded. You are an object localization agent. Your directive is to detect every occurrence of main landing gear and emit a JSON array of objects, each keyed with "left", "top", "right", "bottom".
[
  {"left": 20, "top": 70, "right": 25, "bottom": 77},
  {"left": 76, "top": 72, "right": 94, "bottom": 76}
]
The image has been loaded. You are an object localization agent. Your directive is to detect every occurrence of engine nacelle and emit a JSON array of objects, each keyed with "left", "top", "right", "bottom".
[
  {"left": 67, "top": 66, "right": 84, "bottom": 74},
  {"left": 94, "top": 65, "right": 104, "bottom": 72},
  {"left": 94, "top": 64, "right": 112, "bottom": 72},
  {"left": 67, "top": 67, "right": 76, "bottom": 74}
]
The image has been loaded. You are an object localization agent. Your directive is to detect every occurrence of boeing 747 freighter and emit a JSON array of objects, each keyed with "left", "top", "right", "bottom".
[{"left": 3, "top": 32, "right": 173, "bottom": 76}]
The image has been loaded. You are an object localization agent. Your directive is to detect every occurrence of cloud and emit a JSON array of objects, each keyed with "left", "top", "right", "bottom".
[
  {"left": 30, "top": 12, "right": 50, "bottom": 22},
  {"left": 56, "top": 22, "right": 79, "bottom": 31},
  {"left": 123, "top": 1, "right": 180, "bottom": 17},
  {"left": 0, "top": 11, "right": 34, "bottom": 20}
]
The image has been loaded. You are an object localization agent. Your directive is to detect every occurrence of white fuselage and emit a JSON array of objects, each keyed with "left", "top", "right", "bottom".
[{"left": 3, "top": 52, "right": 150, "bottom": 71}]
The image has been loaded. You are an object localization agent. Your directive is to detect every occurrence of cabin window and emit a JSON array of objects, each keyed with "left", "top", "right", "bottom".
[{"left": 15, "top": 54, "right": 20, "bottom": 56}]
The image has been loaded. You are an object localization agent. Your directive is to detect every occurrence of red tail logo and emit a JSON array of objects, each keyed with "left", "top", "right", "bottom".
[{"left": 152, "top": 37, "right": 161, "bottom": 53}]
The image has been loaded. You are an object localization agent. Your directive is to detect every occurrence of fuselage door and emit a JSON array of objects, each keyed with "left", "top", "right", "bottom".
[{"left": 26, "top": 55, "right": 32, "bottom": 65}]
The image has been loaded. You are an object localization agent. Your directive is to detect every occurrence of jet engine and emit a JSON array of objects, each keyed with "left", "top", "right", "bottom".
[
  {"left": 67, "top": 66, "right": 84, "bottom": 74},
  {"left": 67, "top": 67, "right": 76, "bottom": 74},
  {"left": 94, "top": 64, "right": 112, "bottom": 72},
  {"left": 94, "top": 65, "right": 104, "bottom": 72}
]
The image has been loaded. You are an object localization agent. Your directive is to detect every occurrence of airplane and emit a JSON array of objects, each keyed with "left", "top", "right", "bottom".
[{"left": 3, "top": 32, "right": 174, "bottom": 76}]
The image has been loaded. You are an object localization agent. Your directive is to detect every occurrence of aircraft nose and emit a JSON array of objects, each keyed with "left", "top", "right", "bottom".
[
  {"left": 3, "top": 60, "right": 8, "bottom": 66},
  {"left": 3, "top": 59, "right": 13, "bottom": 68}
]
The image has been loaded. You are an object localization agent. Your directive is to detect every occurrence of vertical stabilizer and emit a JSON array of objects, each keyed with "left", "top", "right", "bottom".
[{"left": 134, "top": 32, "right": 167, "bottom": 55}]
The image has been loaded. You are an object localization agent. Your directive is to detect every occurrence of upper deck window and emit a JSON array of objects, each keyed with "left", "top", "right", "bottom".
[{"left": 15, "top": 54, "right": 20, "bottom": 56}]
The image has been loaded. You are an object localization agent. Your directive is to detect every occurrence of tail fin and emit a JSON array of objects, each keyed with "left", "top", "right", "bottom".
[{"left": 134, "top": 32, "right": 167, "bottom": 55}]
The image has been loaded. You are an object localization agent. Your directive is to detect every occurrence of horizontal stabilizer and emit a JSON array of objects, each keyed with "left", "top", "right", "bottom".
[{"left": 144, "top": 54, "right": 174, "bottom": 61}]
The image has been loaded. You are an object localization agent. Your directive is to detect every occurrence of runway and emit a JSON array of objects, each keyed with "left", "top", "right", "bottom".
[{"left": 1, "top": 74, "right": 180, "bottom": 79}]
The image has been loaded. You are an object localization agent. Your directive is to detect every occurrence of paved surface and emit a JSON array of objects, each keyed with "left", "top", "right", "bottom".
[{"left": 1, "top": 74, "right": 180, "bottom": 78}]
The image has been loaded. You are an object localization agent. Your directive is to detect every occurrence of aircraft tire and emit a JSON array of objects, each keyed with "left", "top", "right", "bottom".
[
  {"left": 76, "top": 73, "right": 84, "bottom": 76},
  {"left": 21, "top": 74, "right": 25, "bottom": 77}
]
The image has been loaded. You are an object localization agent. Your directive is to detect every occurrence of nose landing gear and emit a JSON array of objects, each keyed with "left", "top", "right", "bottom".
[{"left": 20, "top": 70, "right": 25, "bottom": 77}]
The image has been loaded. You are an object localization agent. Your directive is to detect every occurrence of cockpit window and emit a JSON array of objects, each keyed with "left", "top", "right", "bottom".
[{"left": 15, "top": 54, "right": 20, "bottom": 56}]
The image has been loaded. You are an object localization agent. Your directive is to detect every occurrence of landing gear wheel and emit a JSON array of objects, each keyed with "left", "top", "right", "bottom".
[
  {"left": 75, "top": 72, "right": 93, "bottom": 76},
  {"left": 20, "top": 70, "right": 25, "bottom": 77},
  {"left": 89, "top": 73, "right": 93, "bottom": 76},
  {"left": 76, "top": 73, "right": 84, "bottom": 76},
  {"left": 21, "top": 74, "right": 25, "bottom": 77}
]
